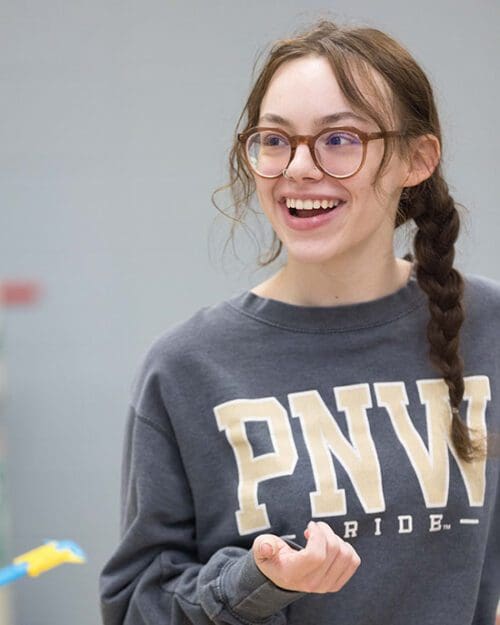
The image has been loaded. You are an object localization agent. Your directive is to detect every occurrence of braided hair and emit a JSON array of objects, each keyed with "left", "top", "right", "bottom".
[{"left": 400, "top": 174, "right": 480, "bottom": 460}]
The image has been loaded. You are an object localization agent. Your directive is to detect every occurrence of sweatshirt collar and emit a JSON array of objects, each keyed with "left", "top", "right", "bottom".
[{"left": 227, "top": 269, "right": 426, "bottom": 333}]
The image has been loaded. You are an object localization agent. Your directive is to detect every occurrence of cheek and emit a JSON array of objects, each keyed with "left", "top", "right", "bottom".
[
  {"left": 255, "top": 179, "right": 277, "bottom": 207},
  {"left": 347, "top": 182, "right": 396, "bottom": 235},
  {"left": 350, "top": 167, "right": 398, "bottom": 213},
  {"left": 348, "top": 182, "right": 381, "bottom": 212}
]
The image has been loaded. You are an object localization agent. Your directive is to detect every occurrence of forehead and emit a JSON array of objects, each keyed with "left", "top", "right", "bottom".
[{"left": 259, "top": 55, "right": 393, "bottom": 129}]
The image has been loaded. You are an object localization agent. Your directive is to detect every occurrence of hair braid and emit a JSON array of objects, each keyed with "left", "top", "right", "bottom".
[{"left": 404, "top": 172, "right": 484, "bottom": 461}]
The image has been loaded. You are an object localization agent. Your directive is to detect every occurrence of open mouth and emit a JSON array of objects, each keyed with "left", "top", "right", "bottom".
[
  {"left": 289, "top": 206, "right": 338, "bottom": 218},
  {"left": 284, "top": 197, "right": 345, "bottom": 218}
]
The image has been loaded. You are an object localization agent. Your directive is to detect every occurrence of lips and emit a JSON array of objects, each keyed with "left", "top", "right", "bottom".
[{"left": 278, "top": 197, "right": 346, "bottom": 230}]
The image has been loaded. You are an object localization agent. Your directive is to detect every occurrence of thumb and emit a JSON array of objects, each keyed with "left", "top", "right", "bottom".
[{"left": 253, "top": 534, "right": 282, "bottom": 562}]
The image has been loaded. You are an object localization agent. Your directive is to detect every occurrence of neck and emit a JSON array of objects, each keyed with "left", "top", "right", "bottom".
[{"left": 252, "top": 254, "right": 414, "bottom": 307}]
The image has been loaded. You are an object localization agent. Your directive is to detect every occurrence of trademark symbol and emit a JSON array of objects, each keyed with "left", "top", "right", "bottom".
[{"left": 443, "top": 524, "right": 451, "bottom": 530}]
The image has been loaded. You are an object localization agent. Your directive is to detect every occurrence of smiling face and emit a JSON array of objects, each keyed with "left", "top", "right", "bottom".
[{"left": 253, "top": 54, "right": 412, "bottom": 269}]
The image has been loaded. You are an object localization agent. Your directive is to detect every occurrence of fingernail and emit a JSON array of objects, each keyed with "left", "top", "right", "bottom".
[
  {"left": 307, "top": 520, "right": 315, "bottom": 530},
  {"left": 260, "top": 541, "right": 274, "bottom": 558}
]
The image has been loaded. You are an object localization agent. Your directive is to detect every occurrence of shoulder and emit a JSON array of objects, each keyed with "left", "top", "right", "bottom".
[
  {"left": 130, "top": 294, "right": 245, "bottom": 401},
  {"left": 128, "top": 297, "right": 236, "bottom": 420},
  {"left": 139, "top": 299, "right": 232, "bottom": 368},
  {"left": 460, "top": 272, "right": 500, "bottom": 338},
  {"left": 462, "top": 271, "right": 500, "bottom": 310}
]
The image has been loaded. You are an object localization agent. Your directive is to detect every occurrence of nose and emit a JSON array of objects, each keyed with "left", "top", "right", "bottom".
[{"left": 284, "top": 143, "right": 323, "bottom": 181}]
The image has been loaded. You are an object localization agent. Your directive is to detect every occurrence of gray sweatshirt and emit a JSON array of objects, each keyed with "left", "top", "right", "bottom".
[{"left": 100, "top": 270, "right": 500, "bottom": 625}]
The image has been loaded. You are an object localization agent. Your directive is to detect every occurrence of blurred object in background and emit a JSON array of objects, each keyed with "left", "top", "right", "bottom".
[
  {"left": 0, "top": 540, "right": 86, "bottom": 587},
  {"left": 0, "top": 282, "right": 40, "bottom": 308},
  {"left": 0, "top": 281, "right": 40, "bottom": 624}
]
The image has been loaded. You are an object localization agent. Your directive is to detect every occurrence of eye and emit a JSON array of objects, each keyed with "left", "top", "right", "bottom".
[
  {"left": 261, "top": 132, "right": 289, "bottom": 147},
  {"left": 323, "top": 131, "right": 361, "bottom": 146}
]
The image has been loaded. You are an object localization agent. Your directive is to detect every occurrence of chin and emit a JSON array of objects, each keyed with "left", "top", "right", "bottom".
[{"left": 285, "top": 245, "right": 345, "bottom": 266}]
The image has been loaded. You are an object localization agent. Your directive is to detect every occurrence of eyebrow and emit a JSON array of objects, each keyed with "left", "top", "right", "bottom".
[{"left": 258, "top": 111, "right": 371, "bottom": 127}]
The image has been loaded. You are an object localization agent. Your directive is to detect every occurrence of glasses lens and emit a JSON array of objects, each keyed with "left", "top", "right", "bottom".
[
  {"left": 246, "top": 130, "right": 291, "bottom": 177},
  {"left": 315, "top": 130, "right": 363, "bottom": 177}
]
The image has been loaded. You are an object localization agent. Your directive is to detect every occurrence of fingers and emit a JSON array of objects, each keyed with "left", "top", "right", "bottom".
[
  {"left": 252, "top": 534, "right": 283, "bottom": 562},
  {"left": 253, "top": 533, "right": 301, "bottom": 566},
  {"left": 329, "top": 546, "right": 361, "bottom": 591},
  {"left": 303, "top": 520, "right": 329, "bottom": 559},
  {"left": 299, "top": 521, "right": 361, "bottom": 593},
  {"left": 319, "top": 526, "right": 361, "bottom": 592},
  {"left": 252, "top": 521, "right": 361, "bottom": 594}
]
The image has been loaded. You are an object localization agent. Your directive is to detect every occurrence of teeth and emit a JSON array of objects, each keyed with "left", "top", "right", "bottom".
[{"left": 285, "top": 198, "right": 342, "bottom": 210}]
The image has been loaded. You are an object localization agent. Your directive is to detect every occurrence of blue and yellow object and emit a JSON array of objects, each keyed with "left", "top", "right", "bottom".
[{"left": 0, "top": 540, "right": 86, "bottom": 586}]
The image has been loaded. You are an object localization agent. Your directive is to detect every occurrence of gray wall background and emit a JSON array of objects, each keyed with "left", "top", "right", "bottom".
[{"left": 0, "top": 1, "right": 498, "bottom": 624}]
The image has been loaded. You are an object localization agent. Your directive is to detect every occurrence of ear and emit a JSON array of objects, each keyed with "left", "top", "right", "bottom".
[{"left": 403, "top": 133, "right": 441, "bottom": 188}]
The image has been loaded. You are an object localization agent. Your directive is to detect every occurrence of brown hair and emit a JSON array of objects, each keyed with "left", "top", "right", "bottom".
[{"left": 213, "top": 19, "right": 486, "bottom": 462}]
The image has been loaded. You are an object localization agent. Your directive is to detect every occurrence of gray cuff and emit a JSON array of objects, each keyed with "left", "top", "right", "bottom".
[{"left": 221, "top": 551, "right": 304, "bottom": 623}]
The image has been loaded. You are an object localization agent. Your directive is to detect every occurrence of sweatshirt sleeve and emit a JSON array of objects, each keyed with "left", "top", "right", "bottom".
[{"left": 99, "top": 406, "right": 304, "bottom": 625}]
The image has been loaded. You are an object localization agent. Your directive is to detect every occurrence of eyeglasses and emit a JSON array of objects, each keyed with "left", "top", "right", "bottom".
[{"left": 238, "top": 126, "right": 405, "bottom": 179}]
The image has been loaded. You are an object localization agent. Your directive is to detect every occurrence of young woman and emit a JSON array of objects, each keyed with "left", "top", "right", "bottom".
[{"left": 100, "top": 20, "right": 500, "bottom": 625}]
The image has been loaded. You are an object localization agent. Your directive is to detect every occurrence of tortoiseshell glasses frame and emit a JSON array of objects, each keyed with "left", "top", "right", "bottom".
[{"left": 237, "top": 126, "right": 405, "bottom": 179}]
